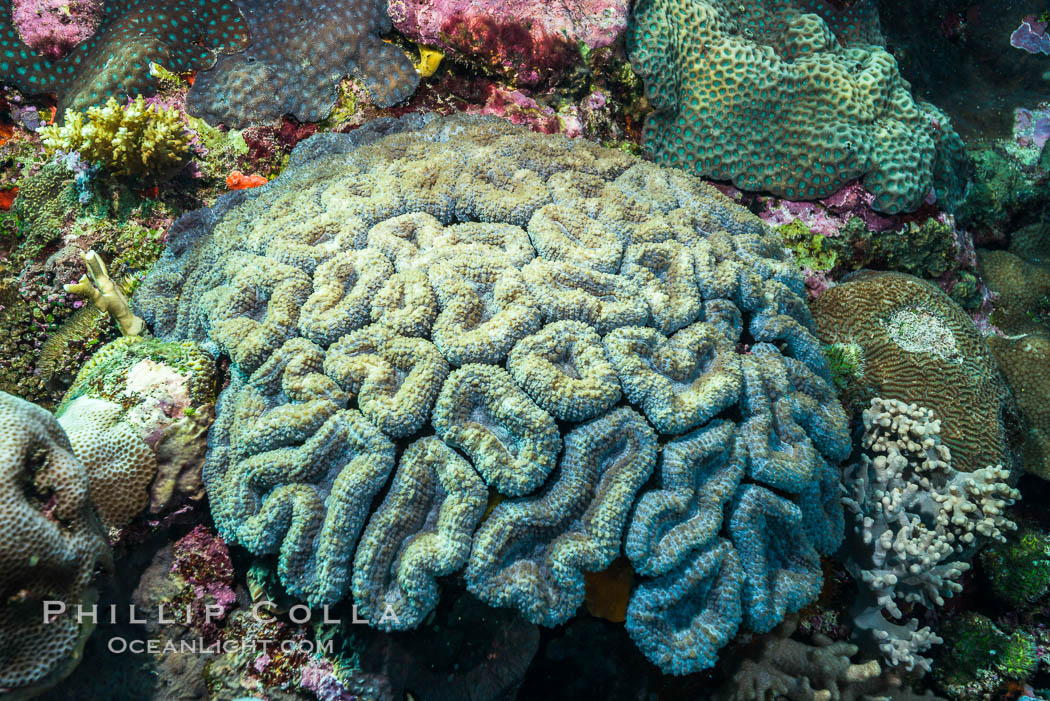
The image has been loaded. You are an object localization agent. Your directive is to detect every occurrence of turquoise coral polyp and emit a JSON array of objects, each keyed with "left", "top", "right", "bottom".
[{"left": 131, "top": 113, "right": 851, "bottom": 675}]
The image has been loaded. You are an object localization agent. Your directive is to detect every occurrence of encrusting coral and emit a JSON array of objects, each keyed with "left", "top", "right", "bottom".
[
  {"left": 627, "top": 0, "right": 969, "bottom": 214},
  {"left": 935, "top": 613, "right": 1038, "bottom": 699},
  {"left": 841, "top": 397, "right": 1019, "bottom": 673},
  {"left": 132, "top": 113, "right": 851, "bottom": 675},
  {"left": 979, "top": 226, "right": 1050, "bottom": 481},
  {"left": 40, "top": 96, "right": 194, "bottom": 180},
  {"left": 0, "top": 391, "right": 109, "bottom": 696},
  {"left": 0, "top": 0, "right": 250, "bottom": 113},
  {"left": 186, "top": 0, "right": 420, "bottom": 128},
  {"left": 980, "top": 525, "right": 1050, "bottom": 608},
  {"left": 812, "top": 271, "right": 1012, "bottom": 474}
]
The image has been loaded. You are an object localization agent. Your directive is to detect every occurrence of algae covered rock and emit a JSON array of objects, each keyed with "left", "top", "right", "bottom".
[
  {"left": 57, "top": 335, "right": 217, "bottom": 522},
  {"left": 133, "top": 113, "right": 850, "bottom": 675}
]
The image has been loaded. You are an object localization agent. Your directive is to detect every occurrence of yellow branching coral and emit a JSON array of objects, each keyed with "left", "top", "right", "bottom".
[{"left": 40, "top": 96, "right": 193, "bottom": 178}]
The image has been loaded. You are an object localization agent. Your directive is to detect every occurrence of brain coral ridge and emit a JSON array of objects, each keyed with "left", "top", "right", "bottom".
[
  {"left": 0, "top": 0, "right": 249, "bottom": 113},
  {"left": 812, "top": 271, "right": 1012, "bottom": 475},
  {"left": 626, "top": 0, "right": 969, "bottom": 214},
  {"left": 132, "top": 113, "right": 852, "bottom": 675}
]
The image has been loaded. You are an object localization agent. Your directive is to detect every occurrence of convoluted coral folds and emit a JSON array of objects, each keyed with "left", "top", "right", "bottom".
[{"left": 132, "top": 113, "right": 851, "bottom": 675}]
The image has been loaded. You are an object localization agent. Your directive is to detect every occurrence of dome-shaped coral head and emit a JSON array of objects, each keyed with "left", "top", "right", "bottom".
[
  {"left": 133, "top": 113, "right": 851, "bottom": 676},
  {"left": 0, "top": 391, "right": 109, "bottom": 696}
]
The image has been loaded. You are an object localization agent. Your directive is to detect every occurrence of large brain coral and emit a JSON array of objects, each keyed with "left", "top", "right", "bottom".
[
  {"left": 0, "top": 391, "right": 108, "bottom": 695},
  {"left": 133, "top": 113, "right": 851, "bottom": 674},
  {"left": 627, "top": 0, "right": 969, "bottom": 214}
]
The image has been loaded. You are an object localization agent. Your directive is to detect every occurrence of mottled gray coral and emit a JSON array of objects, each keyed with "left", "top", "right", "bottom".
[
  {"left": 133, "top": 114, "right": 850, "bottom": 673},
  {"left": 713, "top": 616, "right": 946, "bottom": 701},
  {"left": 0, "top": 392, "right": 108, "bottom": 695},
  {"left": 187, "top": 0, "right": 419, "bottom": 127}
]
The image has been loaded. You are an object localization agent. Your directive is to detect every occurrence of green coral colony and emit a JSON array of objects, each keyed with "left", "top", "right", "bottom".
[{"left": 0, "top": 0, "right": 1048, "bottom": 699}]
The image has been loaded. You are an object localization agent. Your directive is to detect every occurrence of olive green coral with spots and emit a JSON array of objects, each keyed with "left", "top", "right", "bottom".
[{"left": 627, "top": 0, "right": 969, "bottom": 214}]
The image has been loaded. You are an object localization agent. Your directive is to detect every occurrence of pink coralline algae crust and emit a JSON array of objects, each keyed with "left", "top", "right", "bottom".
[
  {"left": 299, "top": 657, "right": 360, "bottom": 701},
  {"left": 1013, "top": 104, "right": 1050, "bottom": 164},
  {"left": 758, "top": 180, "right": 900, "bottom": 239},
  {"left": 1011, "top": 15, "right": 1050, "bottom": 55},
  {"left": 388, "top": 0, "right": 628, "bottom": 85},
  {"left": 12, "top": 0, "right": 102, "bottom": 59},
  {"left": 170, "top": 525, "right": 236, "bottom": 641},
  {"left": 749, "top": 179, "right": 981, "bottom": 305},
  {"left": 463, "top": 85, "right": 612, "bottom": 138}
]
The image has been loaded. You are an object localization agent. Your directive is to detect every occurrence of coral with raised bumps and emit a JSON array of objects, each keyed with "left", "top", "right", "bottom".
[
  {"left": 0, "top": 391, "right": 108, "bottom": 695},
  {"left": 57, "top": 335, "right": 217, "bottom": 516},
  {"left": 627, "top": 0, "right": 969, "bottom": 214},
  {"left": 0, "top": 0, "right": 249, "bottom": 113},
  {"left": 186, "top": 0, "right": 419, "bottom": 127}
]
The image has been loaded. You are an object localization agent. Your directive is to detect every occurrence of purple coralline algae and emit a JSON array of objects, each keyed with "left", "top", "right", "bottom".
[
  {"left": 11, "top": 0, "right": 102, "bottom": 59},
  {"left": 1011, "top": 16, "right": 1050, "bottom": 55},
  {"left": 1009, "top": 104, "right": 1050, "bottom": 167},
  {"left": 169, "top": 525, "right": 237, "bottom": 641},
  {"left": 388, "top": 0, "right": 628, "bottom": 86}
]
